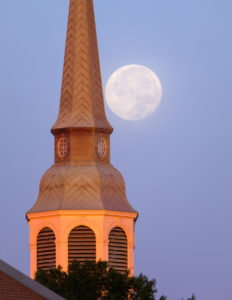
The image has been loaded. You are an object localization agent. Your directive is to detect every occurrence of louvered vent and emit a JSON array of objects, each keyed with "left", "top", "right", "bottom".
[
  {"left": 37, "top": 227, "right": 56, "bottom": 271},
  {"left": 68, "top": 226, "right": 96, "bottom": 264},
  {"left": 109, "top": 227, "right": 128, "bottom": 272}
]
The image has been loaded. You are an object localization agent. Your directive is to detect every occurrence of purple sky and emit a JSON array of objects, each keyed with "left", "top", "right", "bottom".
[{"left": 0, "top": 1, "right": 232, "bottom": 299}]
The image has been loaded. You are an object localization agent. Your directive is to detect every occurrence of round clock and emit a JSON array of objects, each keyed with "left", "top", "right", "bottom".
[
  {"left": 97, "top": 137, "right": 107, "bottom": 159},
  {"left": 58, "top": 137, "right": 69, "bottom": 160}
]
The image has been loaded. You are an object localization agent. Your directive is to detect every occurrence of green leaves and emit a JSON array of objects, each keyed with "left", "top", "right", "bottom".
[
  {"left": 187, "top": 295, "right": 196, "bottom": 300},
  {"left": 129, "top": 274, "right": 156, "bottom": 300},
  {"left": 35, "top": 266, "right": 67, "bottom": 297},
  {"left": 35, "top": 261, "right": 195, "bottom": 300}
]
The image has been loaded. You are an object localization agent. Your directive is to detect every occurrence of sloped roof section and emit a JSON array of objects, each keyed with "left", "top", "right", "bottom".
[
  {"left": 28, "top": 164, "right": 137, "bottom": 214},
  {"left": 52, "top": 0, "right": 112, "bottom": 132},
  {"left": 0, "top": 260, "right": 65, "bottom": 300}
]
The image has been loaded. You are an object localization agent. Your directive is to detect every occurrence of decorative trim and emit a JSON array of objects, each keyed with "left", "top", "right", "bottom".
[
  {"left": 27, "top": 210, "right": 137, "bottom": 220},
  {"left": 96, "top": 137, "right": 107, "bottom": 160},
  {"left": 54, "top": 133, "right": 70, "bottom": 162}
]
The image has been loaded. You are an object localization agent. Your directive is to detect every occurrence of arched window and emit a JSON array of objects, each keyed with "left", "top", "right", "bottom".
[
  {"left": 68, "top": 225, "right": 96, "bottom": 264},
  {"left": 37, "top": 227, "right": 56, "bottom": 271},
  {"left": 108, "top": 227, "right": 128, "bottom": 272}
]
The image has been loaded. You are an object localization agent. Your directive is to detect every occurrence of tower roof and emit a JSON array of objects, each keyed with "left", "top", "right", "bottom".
[
  {"left": 0, "top": 260, "right": 65, "bottom": 300},
  {"left": 52, "top": 0, "right": 112, "bottom": 132},
  {"left": 27, "top": 164, "right": 137, "bottom": 213},
  {"left": 27, "top": 0, "right": 137, "bottom": 216}
]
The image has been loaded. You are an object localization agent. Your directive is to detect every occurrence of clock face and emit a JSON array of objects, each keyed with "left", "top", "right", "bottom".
[
  {"left": 97, "top": 137, "right": 107, "bottom": 159},
  {"left": 58, "top": 137, "right": 69, "bottom": 160}
]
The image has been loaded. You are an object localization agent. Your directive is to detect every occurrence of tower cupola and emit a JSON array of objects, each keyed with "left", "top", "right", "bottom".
[{"left": 27, "top": 0, "right": 138, "bottom": 278}]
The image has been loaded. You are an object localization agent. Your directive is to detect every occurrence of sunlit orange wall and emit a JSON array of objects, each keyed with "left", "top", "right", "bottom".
[{"left": 27, "top": 210, "right": 137, "bottom": 278}]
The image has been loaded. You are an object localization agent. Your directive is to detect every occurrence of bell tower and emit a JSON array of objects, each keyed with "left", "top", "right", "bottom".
[{"left": 27, "top": 0, "right": 138, "bottom": 278}]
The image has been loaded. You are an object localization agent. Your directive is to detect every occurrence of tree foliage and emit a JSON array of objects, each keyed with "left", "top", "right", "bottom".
[
  {"left": 35, "top": 260, "right": 194, "bottom": 300},
  {"left": 187, "top": 295, "right": 196, "bottom": 300}
]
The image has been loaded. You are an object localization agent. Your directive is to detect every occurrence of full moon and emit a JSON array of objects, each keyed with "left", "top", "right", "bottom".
[{"left": 105, "top": 65, "right": 162, "bottom": 121}]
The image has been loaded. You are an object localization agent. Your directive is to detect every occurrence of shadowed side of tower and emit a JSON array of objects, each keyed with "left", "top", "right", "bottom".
[{"left": 27, "top": 0, "right": 138, "bottom": 278}]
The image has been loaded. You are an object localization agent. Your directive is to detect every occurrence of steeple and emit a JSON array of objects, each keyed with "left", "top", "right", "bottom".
[
  {"left": 27, "top": 0, "right": 137, "bottom": 278},
  {"left": 28, "top": 0, "right": 135, "bottom": 213},
  {"left": 52, "top": 0, "right": 112, "bottom": 132}
]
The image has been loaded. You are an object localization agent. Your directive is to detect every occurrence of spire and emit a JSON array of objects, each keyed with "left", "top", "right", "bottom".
[
  {"left": 27, "top": 0, "right": 137, "bottom": 215},
  {"left": 27, "top": 0, "right": 137, "bottom": 278},
  {"left": 52, "top": 0, "right": 112, "bottom": 132}
]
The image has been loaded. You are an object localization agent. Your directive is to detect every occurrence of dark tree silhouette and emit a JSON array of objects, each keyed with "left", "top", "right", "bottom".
[
  {"left": 35, "top": 261, "right": 194, "bottom": 300},
  {"left": 187, "top": 295, "right": 196, "bottom": 300}
]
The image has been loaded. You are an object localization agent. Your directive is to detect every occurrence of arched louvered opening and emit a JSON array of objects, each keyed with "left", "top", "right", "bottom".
[
  {"left": 37, "top": 227, "right": 56, "bottom": 271},
  {"left": 108, "top": 227, "right": 128, "bottom": 272},
  {"left": 68, "top": 225, "right": 96, "bottom": 264}
]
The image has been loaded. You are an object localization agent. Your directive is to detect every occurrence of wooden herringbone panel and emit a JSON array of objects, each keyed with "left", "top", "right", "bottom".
[
  {"left": 29, "top": 164, "right": 137, "bottom": 213},
  {"left": 52, "top": 0, "right": 112, "bottom": 132}
]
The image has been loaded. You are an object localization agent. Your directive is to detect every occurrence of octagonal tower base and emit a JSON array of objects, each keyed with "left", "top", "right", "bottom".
[{"left": 28, "top": 210, "right": 137, "bottom": 278}]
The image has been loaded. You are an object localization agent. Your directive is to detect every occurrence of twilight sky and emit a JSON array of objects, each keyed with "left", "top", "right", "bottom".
[{"left": 0, "top": 1, "right": 232, "bottom": 299}]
